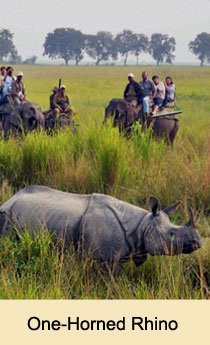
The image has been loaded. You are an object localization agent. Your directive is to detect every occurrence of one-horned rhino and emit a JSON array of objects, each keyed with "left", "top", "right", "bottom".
[{"left": 0, "top": 185, "right": 201, "bottom": 266}]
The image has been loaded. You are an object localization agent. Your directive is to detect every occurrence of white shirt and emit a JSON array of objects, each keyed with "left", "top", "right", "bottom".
[{"left": 2, "top": 75, "right": 16, "bottom": 97}]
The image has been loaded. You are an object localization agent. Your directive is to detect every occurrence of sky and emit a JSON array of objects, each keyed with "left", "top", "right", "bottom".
[{"left": 1, "top": 0, "right": 210, "bottom": 64}]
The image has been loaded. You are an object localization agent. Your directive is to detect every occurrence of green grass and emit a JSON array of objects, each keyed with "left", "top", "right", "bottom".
[{"left": 0, "top": 65, "right": 210, "bottom": 299}]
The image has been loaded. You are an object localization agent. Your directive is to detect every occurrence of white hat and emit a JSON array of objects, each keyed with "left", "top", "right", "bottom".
[
  {"left": 128, "top": 73, "right": 134, "bottom": 78},
  {"left": 60, "top": 84, "right": 66, "bottom": 89},
  {"left": 17, "top": 71, "right": 24, "bottom": 77}
]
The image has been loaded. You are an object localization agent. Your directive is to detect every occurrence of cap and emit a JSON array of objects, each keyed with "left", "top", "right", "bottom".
[
  {"left": 60, "top": 85, "right": 66, "bottom": 89},
  {"left": 17, "top": 71, "right": 24, "bottom": 77},
  {"left": 128, "top": 73, "right": 134, "bottom": 78},
  {"left": 52, "top": 86, "right": 58, "bottom": 91}
]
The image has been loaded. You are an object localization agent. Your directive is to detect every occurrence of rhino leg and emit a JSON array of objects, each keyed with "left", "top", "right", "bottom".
[{"left": 133, "top": 254, "right": 148, "bottom": 267}]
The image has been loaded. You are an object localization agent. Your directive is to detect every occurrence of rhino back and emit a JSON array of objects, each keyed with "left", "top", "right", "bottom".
[
  {"left": 0, "top": 186, "right": 148, "bottom": 262},
  {"left": 0, "top": 185, "right": 91, "bottom": 242}
]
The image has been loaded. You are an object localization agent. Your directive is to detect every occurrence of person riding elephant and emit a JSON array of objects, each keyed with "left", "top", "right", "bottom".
[
  {"left": 162, "top": 76, "right": 176, "bottom": 108},
  {"left": 123, "top": 73, "right": 141, "bottom": 108},
  {"left": 151, "top": 75, "right": 165, "bottom": 115},
  {"left": 53, "top": 85, "right": 74, "bottom": 120},
  {"left": 43, "top": 86, "right": 58, "bottom": 120},
  {"left": 139, "top": 71, "right": 156, "bottom": 116},
  {"left": 11, "top": 71, "right": 26, "bottom": 106},
  {"left": 0, "top": 66, "right": 6, "bottom": 95},
  {"left": 0, "top": 66, "right": 16, "bottom": 106}
]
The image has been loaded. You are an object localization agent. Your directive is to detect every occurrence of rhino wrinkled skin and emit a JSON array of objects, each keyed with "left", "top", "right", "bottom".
[{"left": 0, "top": 185, "right": 201, "bottom": 266}]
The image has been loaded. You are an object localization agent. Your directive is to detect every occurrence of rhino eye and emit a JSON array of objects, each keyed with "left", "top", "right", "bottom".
[{"left": 169, "top": 231, "right": 176, "bottom": 240}]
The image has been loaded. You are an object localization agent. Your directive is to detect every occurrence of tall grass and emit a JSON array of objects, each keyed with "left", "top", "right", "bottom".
[
  {"left": 0, "top": 231, "right": 209, "bottom": 299},
  {"left": 0, "top": 65, "right": 210, "bottom": 299}
]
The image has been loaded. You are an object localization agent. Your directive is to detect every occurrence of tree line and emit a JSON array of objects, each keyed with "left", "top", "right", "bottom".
[
  {"left": 43, "top": 29, "right": 176, "bottom": 66},
  {"left": 1, "top": 28, "right": 210, "bottom": 66}
]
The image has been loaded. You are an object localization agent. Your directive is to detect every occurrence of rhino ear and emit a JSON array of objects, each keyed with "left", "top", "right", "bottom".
[
  {"left": 186, "top": 207, "right": 196, "bottom": 228},
  {"left": 148, "top": 196, "right": 160, "bottom": 216},
  {"left": 163, "top": 201, "right": 181, "bottom": 215}
]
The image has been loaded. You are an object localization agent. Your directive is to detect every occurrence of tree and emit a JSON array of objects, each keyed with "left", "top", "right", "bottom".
[
  {"left": 43, "top": 28, "right": 85, "bottom": 65},
  {"left": 149, "top": 33, "right": 176, "bottom": 66},
  {"left": 85, "top": 31, "right": 117, "bottom": 65},
  {"left": 115, "top": 30, "right": 137, "bottom": 65},
  {"left": 7, "top": 48, "right": 22, "bottom": 64},
  {"left": 189, "top": 32, "right": 210, "bottom": 66},
  {"left": 0, "top": 29, "right": 19, "bottom": 62},
  {"left": 23, "top": 55, "right": 37, "bottom": 65},
  {"left": 133, "top": 33, "right": 149, "bottom": 65}
]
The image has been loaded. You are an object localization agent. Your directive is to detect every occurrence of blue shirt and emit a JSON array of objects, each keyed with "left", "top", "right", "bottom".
[{"left": 139, "top": 79, "right": 155, "bottom": 98}]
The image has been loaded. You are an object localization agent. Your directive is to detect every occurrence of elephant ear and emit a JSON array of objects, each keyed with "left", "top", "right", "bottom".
[
  {"left": 29, "top": 106, "right": 36, "bottom": 115},
  {"left": 0, "top": 210, "right": 9, "bottom": 235},
  {"left": 10, "top": 108, "right": 22, "bottom": 128},
  {"left": 148, "top": 196, "right": 160, "bottom": 216}
]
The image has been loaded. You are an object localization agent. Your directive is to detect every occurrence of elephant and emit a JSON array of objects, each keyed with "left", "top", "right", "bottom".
[
  {"left": 104, "top": 98, "right": 179, "bottom": 144},
  {"left": 147, "top": 116, "right": 179, "bottom": 145},
  {"left": 104, "top": 98, "right": 140, "bottom": 136},
  {"left": 1, "top": 101, "right": 45, "bottom": 140},
  {"left": 44, "top": 112, "right": 77, "bottom": 133}
]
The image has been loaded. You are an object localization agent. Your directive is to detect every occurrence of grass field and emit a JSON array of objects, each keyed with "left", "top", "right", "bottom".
[{"left": 0, "top": 65, "right": 210, "bottom": 299}]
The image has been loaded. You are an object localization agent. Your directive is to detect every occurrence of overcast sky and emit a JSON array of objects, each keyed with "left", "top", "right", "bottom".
[{"left": 1, "top": 0, "right": 210, "bottom": 63}]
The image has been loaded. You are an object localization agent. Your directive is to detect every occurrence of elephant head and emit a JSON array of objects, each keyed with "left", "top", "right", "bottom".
[
  {"left": 9, "top": 102, "right": 45, "bottom": 134},
  {"left": 20, "top": 102, "right": 45, "bottom": 131}
]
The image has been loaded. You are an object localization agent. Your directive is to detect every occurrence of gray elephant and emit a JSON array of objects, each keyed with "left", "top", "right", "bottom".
[
  {"left": 0, "top": 185, "right": 201, "bottom": 267},
  {"left": 104, "top": 98, "right": 179, "bottom": 144},
  {"left": 0, "top": 103, "right": 11, "bottom": 138},
  {"left": 147, "top": 116, "right": 179, "bottom": 145},
  {"left": 104, "top": 98, "right": 140, "bottom": 136},
  {"left": 1, "top": 101, "right": 45, "bottom": 140},
  {"left": 44, "top": 112, "right": 76, "bottom": 133}
]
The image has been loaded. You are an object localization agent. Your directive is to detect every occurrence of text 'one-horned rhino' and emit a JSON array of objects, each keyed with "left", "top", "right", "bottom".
[{"left": 0, "top": 185, "right": 201, "bottom": 266}]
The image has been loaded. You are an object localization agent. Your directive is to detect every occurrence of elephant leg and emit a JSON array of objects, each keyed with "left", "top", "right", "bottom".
[
  {"left": 0, "top": 211, "right": 9, "bottom": 235},
  {"left": 2, "top": 115, "right": 11, "bottom": 141},
  {"left": 169, "top": 121, "right": 179, "bottom": 145},
  {"left": 0, "top": 117, "right": 2, "bottom": 131},
  {"left": 141, "top": 113, "right": 147, "bottom": 132}
]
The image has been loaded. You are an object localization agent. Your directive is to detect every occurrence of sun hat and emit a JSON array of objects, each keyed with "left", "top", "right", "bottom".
[{"left": 17, "top": 71, "right": 24, "bottom": 77}]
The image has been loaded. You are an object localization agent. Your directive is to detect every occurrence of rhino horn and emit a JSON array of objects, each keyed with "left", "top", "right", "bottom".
[
  {"left": 186, "top": 207, "right": 196, "bottom": 228},
  {"left": 148, "top": 196, "right": 160, "bottom": 216},
  {"left": 163, "top": 201, "right": 181, "bottom": 215}
]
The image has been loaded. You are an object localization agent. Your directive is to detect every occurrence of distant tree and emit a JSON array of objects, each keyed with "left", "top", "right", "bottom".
[
  {"left": 189, "top": 32, "right": 210, "bottom": 66},
  {"left": 133, "top": 33, "right": 149, "bottom": 65},
  {"left": 0, "top": 29, "right": 19, "bottom": 62},
  {"left": 115, "top": 30, "right": 137, "bottom": 65},
  {"left": 85, "top": 31, "right": 117, "bottom": 65},
  {"left": 7, "top": 48, "right": 22, "bottom": 64},
  {"left": 149, "top": 33, "right": 176, "bottom": 66},
  {"left": 23, "top": 55, "right": 37, "bottom": 65},
  {"left": 43, "top": 28, "right": 85, "bottom": 65}
]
